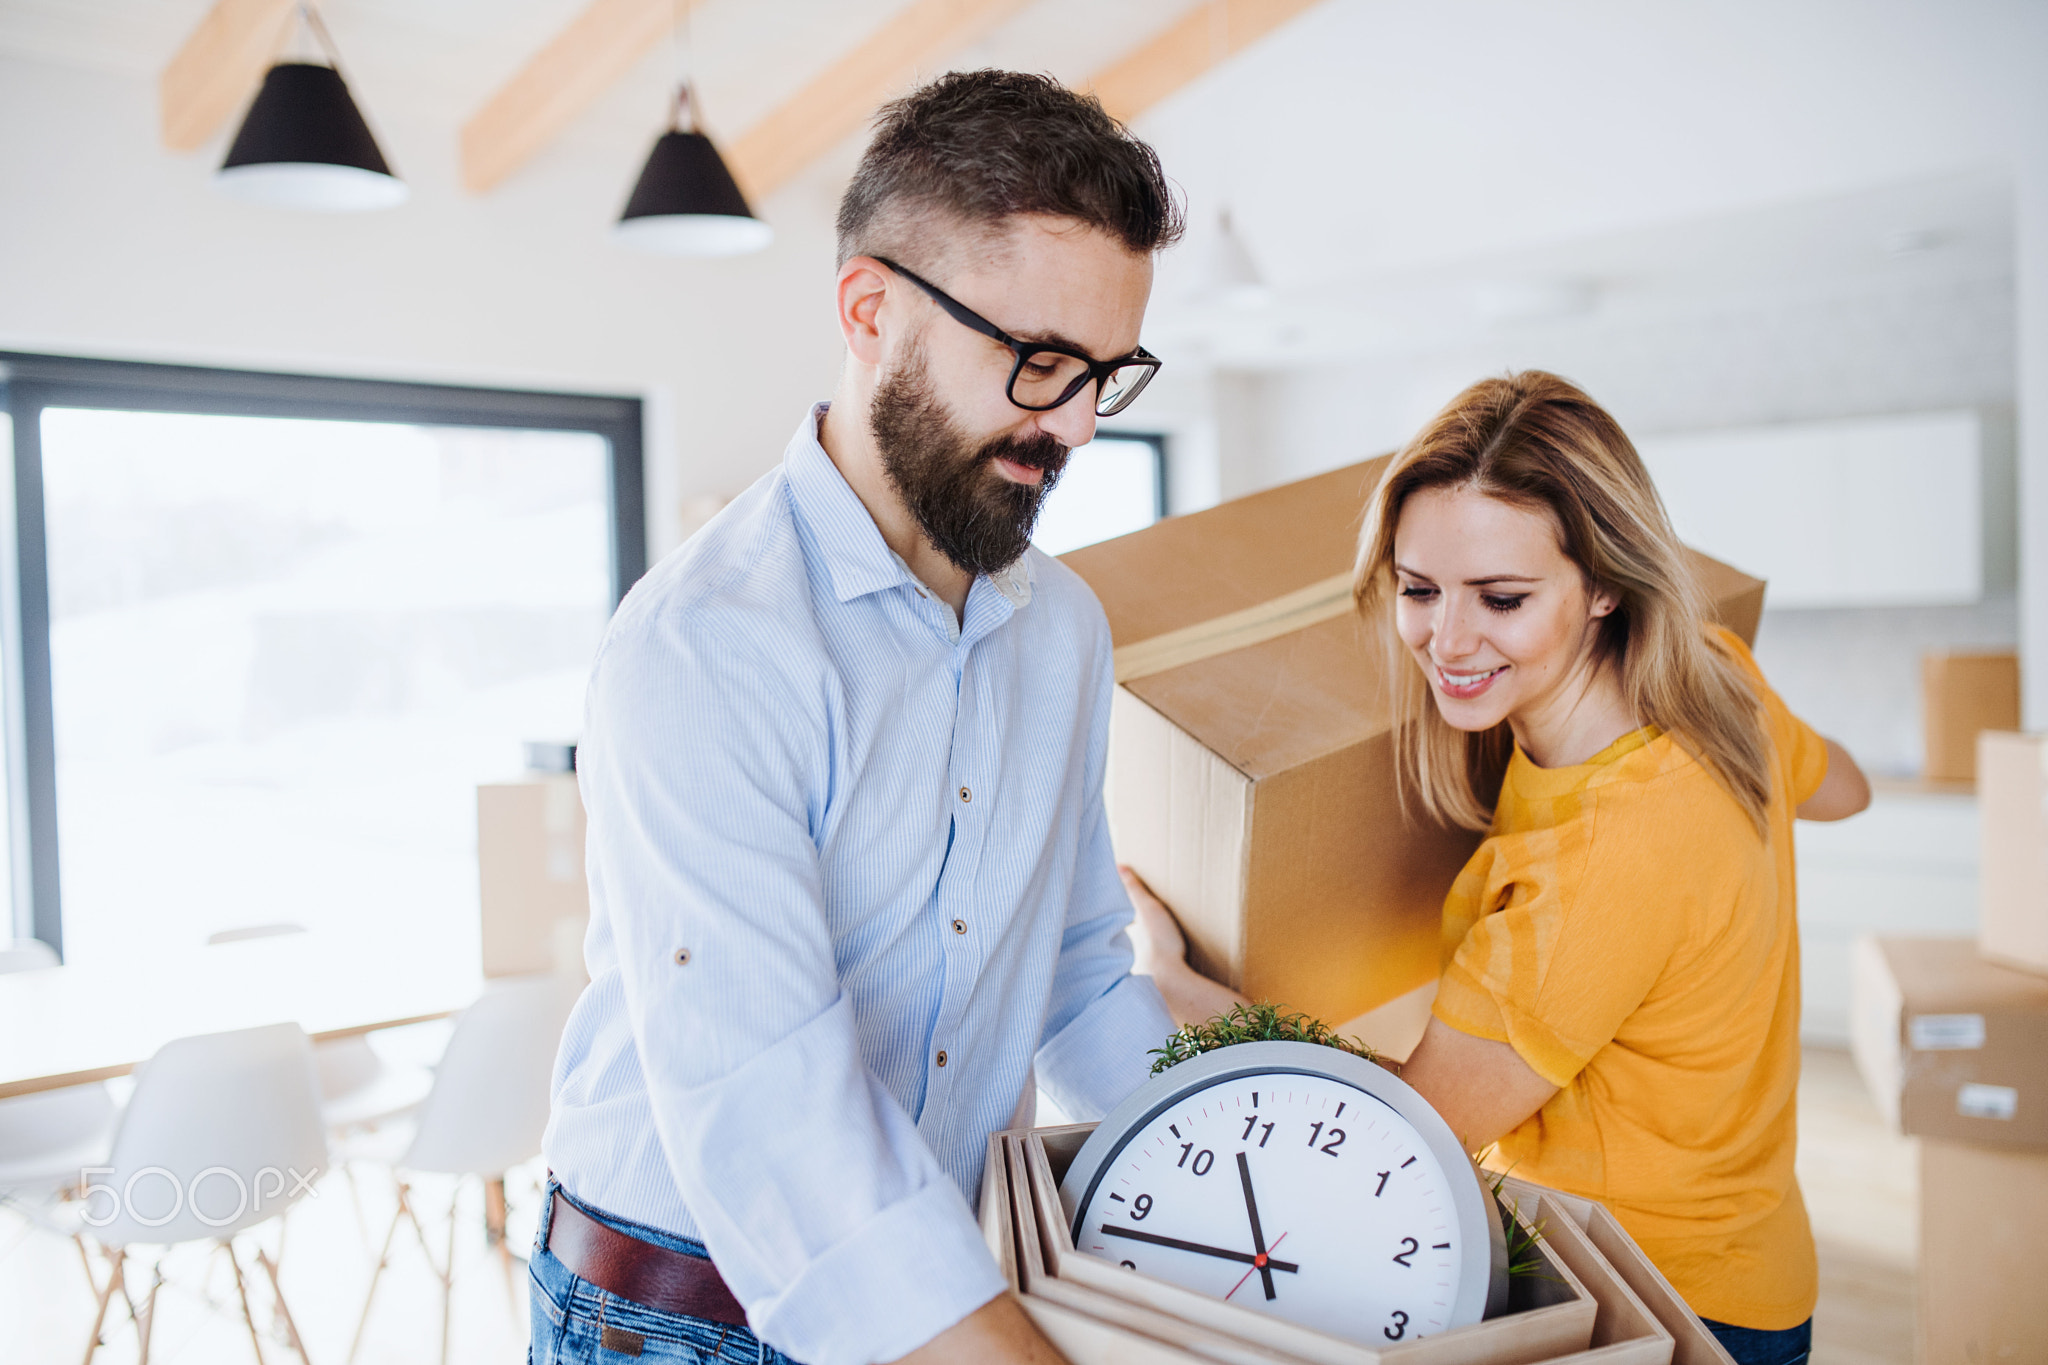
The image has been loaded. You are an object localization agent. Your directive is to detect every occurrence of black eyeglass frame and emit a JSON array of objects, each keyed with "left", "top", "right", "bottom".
[{"left": 871, "top": 256, "right": 1162, "bottom": 418}]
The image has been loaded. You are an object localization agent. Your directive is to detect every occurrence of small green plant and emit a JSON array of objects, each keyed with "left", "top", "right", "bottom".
[
  {"left": 1147, "top": 1001, "right": 1380, "bottom": 1076},
  {"left": 1474, "top": 1153, "right": 1556, "bottom": 1282}
]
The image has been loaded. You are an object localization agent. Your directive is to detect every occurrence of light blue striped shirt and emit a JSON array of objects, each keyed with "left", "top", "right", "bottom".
[{"left": 544, "top": 405, "right": 1174, "bottom": 1365}]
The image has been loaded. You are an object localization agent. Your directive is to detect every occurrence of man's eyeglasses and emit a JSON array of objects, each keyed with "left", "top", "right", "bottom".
[{"left": 872, "top": 257, "right": 1162, "bottom": 418}]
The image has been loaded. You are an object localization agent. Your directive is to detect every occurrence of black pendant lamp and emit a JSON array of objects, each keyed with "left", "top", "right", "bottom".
[
  {"left": 214, "top": 5, "right": 406, "bottom": 212},
  {"left": 615, "top": 86, "right": 771, "bottom": 256}
]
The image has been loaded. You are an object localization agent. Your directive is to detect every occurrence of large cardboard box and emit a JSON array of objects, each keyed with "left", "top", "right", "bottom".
[
  {"left": 477, "top": 775, "right": 588, "bottom": 979},
  {"left": 1977, "top": 731, "right": 2048, "bottom": 976},
  {"left": 1062, "top": 459, "right": 1767, "bottom": 1023},
  {"left": 1921, "top": 652, "right": 2019, "bottom": 783},
  {"left": 1917, "top": 1138, "right": 2048, "bottom": 1365},
  {"left": 1849, "top": 935, "right": 2048, "bottom": 1149}
]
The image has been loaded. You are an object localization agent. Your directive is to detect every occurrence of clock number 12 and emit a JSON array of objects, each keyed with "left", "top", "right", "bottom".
[{"left": 1306, "top": 1123, "right": 1347, "bottom": 1156}]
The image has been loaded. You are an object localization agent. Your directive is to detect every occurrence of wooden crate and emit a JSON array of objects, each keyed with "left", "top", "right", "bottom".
[{"left": 997, "top": 1124, "right": 1621, "bottom": 1365}]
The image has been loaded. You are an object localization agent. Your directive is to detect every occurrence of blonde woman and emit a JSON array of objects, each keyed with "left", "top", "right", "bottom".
[{"left": 1125, "top": 371, "right": 1868, "bottom": 1365}]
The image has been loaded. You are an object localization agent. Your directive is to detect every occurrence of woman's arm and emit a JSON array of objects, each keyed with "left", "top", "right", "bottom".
[
  {"left": 1397, "top": 1019, "right": 1559, "bottom": 1151},
  {"left": 1123, "top": 869, "right": 1558, "bottom": 1148},
  {"left": 1122, "top": 867, "right": 1246, "bottom": 1026},
  {"left": 1797, "top": 737, "right": 1871, "bottom": 822}
]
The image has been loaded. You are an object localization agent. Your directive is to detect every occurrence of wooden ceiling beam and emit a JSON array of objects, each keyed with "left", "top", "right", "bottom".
[
  {"left": 159, "top": 0, "right": 298, "bottom": 152},
  {"left": 724, "top": 0, "right": 1031, "bottom": 201},
  {"left": 462, "top": 0, "right": 710, "bottom": 195},
  {"left": 1086, "top": 0, "right": 1329, "bottom": 124}
]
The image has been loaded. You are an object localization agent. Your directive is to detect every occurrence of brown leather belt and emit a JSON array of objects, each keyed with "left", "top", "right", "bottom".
[{"left": 546, "top": 1190, "right": 748, "bottom": 1327}]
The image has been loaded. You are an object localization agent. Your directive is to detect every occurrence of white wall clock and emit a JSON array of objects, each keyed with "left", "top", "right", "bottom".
[{"left": 1057, "top": 1041, "right": 1508, "bottom": 1347}]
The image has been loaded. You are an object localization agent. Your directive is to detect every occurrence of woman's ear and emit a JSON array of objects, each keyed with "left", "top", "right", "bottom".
[{"left": 1588, "top": 584, "right": 1621, "bottom": 620}]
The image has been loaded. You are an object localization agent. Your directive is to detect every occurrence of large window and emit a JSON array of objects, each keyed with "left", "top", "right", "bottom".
[
  {"left": 1032, "top": 432, "right": 1167, "bottom": 556},
  {"left": 1, "top": 356, "right": 643, "bottom": 964}
]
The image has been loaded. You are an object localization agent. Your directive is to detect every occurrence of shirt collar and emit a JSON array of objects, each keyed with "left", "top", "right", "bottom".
[{"left": 784, "top": 402, "right": 1037, "bottom": 612}]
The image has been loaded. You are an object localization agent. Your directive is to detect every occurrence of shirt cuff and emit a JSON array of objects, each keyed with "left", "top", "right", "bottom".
[
  {"left": 748, "top": 1178, "right": 1005, "bottom": 1365},
  {"left": 1432, "top": 961, "right": 1588, "bottom": 1091},
  {"left": 1035, "top": 972, "right": 1175, "bottom": 1122}
]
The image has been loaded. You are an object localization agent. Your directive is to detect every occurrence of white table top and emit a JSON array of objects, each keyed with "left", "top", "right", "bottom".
[{"left": 0, "top": 934, "right": 483, "bottom": 1098}]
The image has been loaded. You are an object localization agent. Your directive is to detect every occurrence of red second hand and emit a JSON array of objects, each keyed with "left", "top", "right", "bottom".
[{"left": 1224, "top": 1231, "right": 1290, "bottom": 1301}]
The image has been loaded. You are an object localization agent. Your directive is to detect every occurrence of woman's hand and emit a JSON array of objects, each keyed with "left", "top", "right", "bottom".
[
  {"left": 1121, "top": 865, "right": 1188, "bottom": 978},
  {"left": 1119, "top": 866, "right": 1248, "bottom": 1027}
]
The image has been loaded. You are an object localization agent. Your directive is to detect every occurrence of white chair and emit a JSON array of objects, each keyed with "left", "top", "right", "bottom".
[
  {"left": 80, "top": 1022, "right": 327, "bottom": 1364},
  {"left": 348, "top": 973, "right": 579, "bottom": 1365},
  {"left": 206, "top": 925, "right": 434, "bottom": 1133},
  {"left": 0, "top": 939, "right": 122, "bottom": 1299}
]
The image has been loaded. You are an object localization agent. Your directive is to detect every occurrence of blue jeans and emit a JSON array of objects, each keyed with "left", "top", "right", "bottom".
[
  {"left": 1701, "top": 1316, "right": 1812, "bottom": 1365},
  {"left": 529, "top": 1180, "right": 805, "bottom": 1365}
]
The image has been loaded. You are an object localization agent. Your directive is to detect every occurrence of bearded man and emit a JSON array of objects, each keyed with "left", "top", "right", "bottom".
[{"left": 534, "top": 71, "right": 1183, "bottom": 1365}]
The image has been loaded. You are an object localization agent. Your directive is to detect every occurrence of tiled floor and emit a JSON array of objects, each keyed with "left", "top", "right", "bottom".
[{"left": 2, "top": 1047, "right": 1914, "bottom": 1364}]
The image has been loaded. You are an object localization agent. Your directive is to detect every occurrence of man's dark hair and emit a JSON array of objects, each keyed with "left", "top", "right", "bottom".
[{"left": 837, "top": 70, "right": 1183, "bottom": 266}]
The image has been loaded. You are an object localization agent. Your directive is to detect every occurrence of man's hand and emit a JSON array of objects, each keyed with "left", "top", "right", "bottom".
[{"left": 887, "top": 1294, "right": 1067, "bottom": 1365}]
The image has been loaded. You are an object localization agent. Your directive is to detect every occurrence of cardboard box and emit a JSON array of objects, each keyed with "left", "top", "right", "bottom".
[
  {"left": 1003, "top": 1124, "right": 1605, "bottom": 1365},
  {"left": 1849, "top": 936, "right": 2048, "bottom": 1149},
  {"left": 1977, "top": 731, "right": 2048, "bottom": 976},
  {"left": 477, "top": 775, "right": 588, "bottom": 979},
  {"left": 1917, "top": 1138, "right": 2048, "bottom": 1365},
  {"left": 1061, "top": 459, "right": 1767, "bottom": 1024},
  {"left": 1921, "top": 653, "right": 2019, "bottom": 783},
  {"left": 1496, "top": 1178, "right": 1730, "bottom": 1365}
]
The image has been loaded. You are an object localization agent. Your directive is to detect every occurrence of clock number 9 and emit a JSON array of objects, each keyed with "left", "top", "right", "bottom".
[
  {"left": 1131, "top": 1194, "right": 1154, "bottom": 1221},
  {"left": 1384, "top": 1310, "right": 1409, "bottom": 1341}
]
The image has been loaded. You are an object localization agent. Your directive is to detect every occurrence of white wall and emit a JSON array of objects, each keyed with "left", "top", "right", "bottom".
[{"left": 0, "top": 52, "right": 848, "bottom": 561}]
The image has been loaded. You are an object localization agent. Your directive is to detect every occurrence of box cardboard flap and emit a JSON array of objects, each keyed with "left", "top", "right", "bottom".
[
  {"left": 1065, "top": 458, "right": 1766, "bottom": 775},
  {"left": 1062, "top": 461, "right": 1386, "bottom": 649},
  {"left": 1883, "top": 937, "right": 2048, "bottom": 1012}
]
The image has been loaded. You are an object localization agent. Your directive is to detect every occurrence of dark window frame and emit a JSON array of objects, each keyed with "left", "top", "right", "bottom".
[
  {"left": 1092, "top": 429, "right": 1170, "bottom": 521},
  {"left": 0, "top": 352, "right": 646, "bottom": 959}
]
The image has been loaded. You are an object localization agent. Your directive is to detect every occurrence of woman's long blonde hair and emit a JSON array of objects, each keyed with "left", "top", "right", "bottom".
[{"left": 1353, "top": 371, "right": 1771, "bottom": 833}]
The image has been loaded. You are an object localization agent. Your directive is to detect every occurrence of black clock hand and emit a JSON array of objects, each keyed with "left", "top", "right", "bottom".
[
  {"left": 1100, "top": 1225, "right": 1300, "bottom": 1273},
  {"left": 1235, "top": 1151, "right": 1277, "bottom": 1301}
]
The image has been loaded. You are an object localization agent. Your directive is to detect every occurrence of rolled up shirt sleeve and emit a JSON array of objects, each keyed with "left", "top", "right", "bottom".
[{"left": 582, "top": 609, "right": 1003, "bottom": 1365}]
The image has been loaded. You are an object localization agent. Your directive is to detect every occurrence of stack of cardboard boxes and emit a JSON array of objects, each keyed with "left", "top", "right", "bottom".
[{"left": 1850, "top": 730, "right": 2048, "bottom": 1365}]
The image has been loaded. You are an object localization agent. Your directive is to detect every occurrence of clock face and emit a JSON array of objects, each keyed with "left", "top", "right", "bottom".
[{"left": 1059, "top": 1045, "right": 1501, "bottom": 1346}]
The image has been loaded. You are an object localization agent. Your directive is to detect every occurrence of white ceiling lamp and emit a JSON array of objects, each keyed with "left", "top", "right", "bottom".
[
  {"left": 1187, "top": 208, "right": 1272, "bottom": 310},
  {"left": 614, "top": 1, "right": 770, "bottom": 256},
  {"left": 1187, "top": 1, "right": 1270, "bottom": 310},
  {"left": 214, "top": 3, "right": 407, "bottom": 213}
]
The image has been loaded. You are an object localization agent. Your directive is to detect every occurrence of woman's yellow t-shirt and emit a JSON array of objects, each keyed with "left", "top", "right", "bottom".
[{"left": 1430, "top": 630, "right": 1827, "bottom": 1331}]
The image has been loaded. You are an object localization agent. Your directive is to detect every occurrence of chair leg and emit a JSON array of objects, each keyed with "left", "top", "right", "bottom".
[
  {"left": 346, "top": 1195, "right": 407, "bottom": 1365},
  {"left": 78, "top": 1245, "right": 123, "bottom": 1365},
  {"left": 440, "top": 1182, "right": 460, "bottom": 1365},
  {"left": 256, "top": 1245, "right": 312, "bottom": 1365},
  {"left": 134, "top": 1258, "right": 164, "bottom": 1365},
  {"left": 225, "top": 1239, "right": 269, "bottom": 1365}
]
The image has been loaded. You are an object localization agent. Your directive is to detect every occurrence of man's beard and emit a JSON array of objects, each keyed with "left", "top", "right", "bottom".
[{"left": 868, "top": 346, "right": 1068, "bottom": 577}]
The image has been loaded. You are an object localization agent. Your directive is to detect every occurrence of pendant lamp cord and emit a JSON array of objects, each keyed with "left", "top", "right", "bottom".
[
  {"left": 669, "top": 0, "right": 697, "bottom": 133},
  {"left": 297, "top": 2, "right": 348, "bottom": 75}
]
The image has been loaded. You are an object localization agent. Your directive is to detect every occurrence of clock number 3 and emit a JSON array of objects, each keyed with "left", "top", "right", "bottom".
[{"left": 1384, "top": 1310, "right": 1410, "bottom": 1341}]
